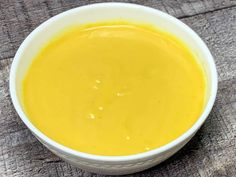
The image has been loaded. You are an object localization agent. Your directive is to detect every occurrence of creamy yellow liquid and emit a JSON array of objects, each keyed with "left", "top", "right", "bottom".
[{"left": 22, "top": 22, "right": 206, "bottom": 156}]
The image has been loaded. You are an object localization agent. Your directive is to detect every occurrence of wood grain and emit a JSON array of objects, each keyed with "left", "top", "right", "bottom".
[{"left": 0, "top": 0, "right": 236, "bottom": 177}]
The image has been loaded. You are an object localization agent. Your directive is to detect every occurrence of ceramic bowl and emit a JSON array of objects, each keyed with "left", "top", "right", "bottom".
[{"left": 10, "top": 3, "right": 217, "bottom": 175}]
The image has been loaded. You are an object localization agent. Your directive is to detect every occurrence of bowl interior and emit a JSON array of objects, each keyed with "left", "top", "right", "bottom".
[{"left": 11, "top": 3, "right": 217, "bottom": 159}]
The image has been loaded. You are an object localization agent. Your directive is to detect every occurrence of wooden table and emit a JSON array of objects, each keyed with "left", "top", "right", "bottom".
[{"left": 1, "top": 1, "right": 236, "bottom": 176}]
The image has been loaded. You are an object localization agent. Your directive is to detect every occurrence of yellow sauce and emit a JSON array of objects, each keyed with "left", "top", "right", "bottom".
[{"left": 22, "top": 21, "right": 206, "bottom": 156}]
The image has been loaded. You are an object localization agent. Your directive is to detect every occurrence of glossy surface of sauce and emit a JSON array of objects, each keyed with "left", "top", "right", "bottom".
[{"left": 22, "top": 22, "right": 206, "bottom": 156}]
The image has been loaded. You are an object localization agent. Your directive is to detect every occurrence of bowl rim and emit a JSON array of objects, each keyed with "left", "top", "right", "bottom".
[{"left": 9, "top": 2, "right": 218, "bottom": 162}]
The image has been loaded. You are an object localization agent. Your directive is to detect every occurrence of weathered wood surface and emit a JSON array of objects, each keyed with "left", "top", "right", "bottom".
[{"left": 0, "top": 0, "right": 236, "bottom": 176}]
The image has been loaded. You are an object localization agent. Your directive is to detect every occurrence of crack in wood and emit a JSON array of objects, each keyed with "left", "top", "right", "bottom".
[{"left": 179, "top": 4, "right": 236, "bottom": 19}]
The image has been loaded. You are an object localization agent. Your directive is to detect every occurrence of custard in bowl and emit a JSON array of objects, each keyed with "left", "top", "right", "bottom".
[
  {"left": 10, "top": 3, "right": 217, "bottom": 175},
  {"left": 22, "top": 21, "right": 205, "bottom": 156}
]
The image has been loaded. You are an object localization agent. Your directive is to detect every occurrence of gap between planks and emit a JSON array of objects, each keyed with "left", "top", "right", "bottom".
[{"left": 178, "top": 4, "right": 236, "bottom": 19}]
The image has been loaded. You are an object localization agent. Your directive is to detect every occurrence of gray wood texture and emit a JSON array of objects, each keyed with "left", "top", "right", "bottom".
[{"left": 0, "top": 0, "right": 236, "bottom": 176}]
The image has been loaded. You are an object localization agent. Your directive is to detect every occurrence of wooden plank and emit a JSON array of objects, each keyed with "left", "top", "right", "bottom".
[
  {"left": 0, "top": 0, "right": 236, "bottom": 60},
  {"left": 1, "top": 2, "right": 236, "bottom": 177}
]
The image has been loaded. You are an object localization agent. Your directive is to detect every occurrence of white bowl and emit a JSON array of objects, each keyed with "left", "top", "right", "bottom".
[{"left": 9, "top": 2, "right": 217, "bottom": 175}]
